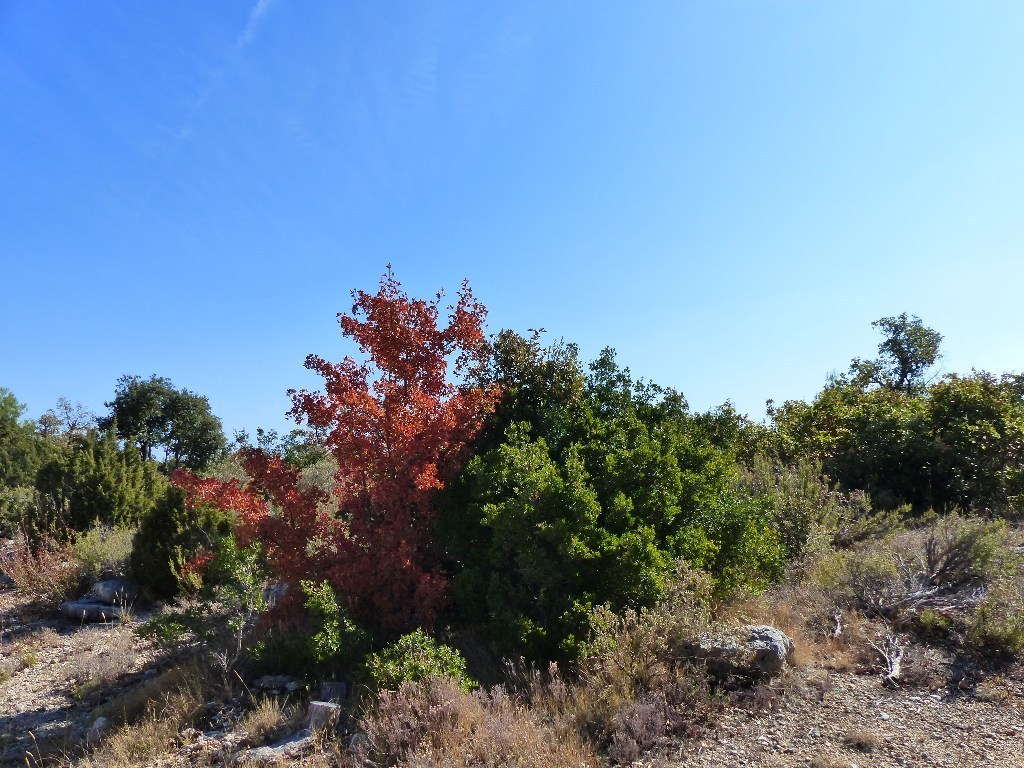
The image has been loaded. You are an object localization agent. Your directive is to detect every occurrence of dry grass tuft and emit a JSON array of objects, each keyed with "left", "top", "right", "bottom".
[
  {"left": 241, "top": 695, "right": 300, "bottom": 745},
  {"left": 68, "top": 627, "right": 137, "bottom": 700},
  {"left": 842, "top": 727, "right": 882, "bottom": 753},
  {"left": 81, "top": 662, "right": 212, "bottom": 767}
]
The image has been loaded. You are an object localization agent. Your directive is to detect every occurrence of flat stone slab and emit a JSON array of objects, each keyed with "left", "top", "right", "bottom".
[
  {"left": 232, "top": 730, "right": 313, "bottom": 765},
  {"left": 60, "top": 601, "right": 123, "bottom": 622}
]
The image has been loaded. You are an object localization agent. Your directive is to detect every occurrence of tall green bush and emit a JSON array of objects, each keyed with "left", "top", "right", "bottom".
[
  {"left": 443, "top": 340, "right": 783, "bottom": 661},
  {"left": 33, "top": 428, "right": 164, "bottom": 537}
]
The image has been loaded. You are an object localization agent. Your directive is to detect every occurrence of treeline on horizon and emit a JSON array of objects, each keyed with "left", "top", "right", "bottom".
[{"left": 2, "top": 271, "right": 1023, "bottom": 669}]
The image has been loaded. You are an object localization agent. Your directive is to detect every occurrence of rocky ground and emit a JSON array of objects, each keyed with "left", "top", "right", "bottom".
[
  {"left": 2, "top": 583, "right": 1023, "bottom": 768},
  {"left": 0, "top": 587, "right": 157, "bottom": 765},
  {"left": 677, "top": 663, "right": 1024, "bottom": 767}
]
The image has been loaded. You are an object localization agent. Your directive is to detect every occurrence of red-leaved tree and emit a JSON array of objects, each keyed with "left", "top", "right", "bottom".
[{"left": 180, "top": 269, "right": 499, "bottom": 632}]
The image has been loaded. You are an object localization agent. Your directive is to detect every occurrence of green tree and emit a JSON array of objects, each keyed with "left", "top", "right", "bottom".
[
  {"left": 770, "top": 316, "right": 1024, "bottom": 515},
  {"left": 929, "top": 372, "right": 1024, "bottom": 512},
  {"left": 102, "top": 375, "right": 226, "bottom": 470},
  {"left": 164, "top": 389, "right": 228, "bottom": 470}
]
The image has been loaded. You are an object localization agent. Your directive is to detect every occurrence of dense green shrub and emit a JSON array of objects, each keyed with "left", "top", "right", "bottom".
[
  {"left": 33, "top": 428, "right": 164, "bottom": 538},
  {"left": 301, "top": 579, "right": 371, "bottom": 672},
  {"left": 444, "top": 340, "right": 783, "bottom": 661},
  {"left": 364, "top": 629, "right": 476, "bottom": 693},
  {"left": 130, "top": 486, "right": 233, "bottom": 599}
]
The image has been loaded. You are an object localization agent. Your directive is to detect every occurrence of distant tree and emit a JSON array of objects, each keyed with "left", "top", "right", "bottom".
[
  {"left": 232, "top": 426, "right": 327, "bottom": 469},
  {"left": 849, "top": 313, "right": 943, "bottom": 393},
  {"left": 39, "top": 397, "right": 95, "bottom": 442},
  {"left": 101, "top": 375, "right": 176, "bottom": 462},
  {"left": 101, "top": 375, "right": 226, "bottom": 471},
  {"left": 164, "top": 389, "right": 228, "bottom": 470}
]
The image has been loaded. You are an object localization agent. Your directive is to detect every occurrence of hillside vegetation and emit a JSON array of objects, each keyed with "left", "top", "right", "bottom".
[{"left": 2, "top": 272, "right": 1022, "bottom": 767}]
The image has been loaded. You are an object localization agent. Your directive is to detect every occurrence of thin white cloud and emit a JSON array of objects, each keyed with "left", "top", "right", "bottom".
[
  {"left": 235, "top": 0, "right": 276, "bottom": 52},
  {"left": 173, "top": 0, "right": 278, "bottom": 143}
]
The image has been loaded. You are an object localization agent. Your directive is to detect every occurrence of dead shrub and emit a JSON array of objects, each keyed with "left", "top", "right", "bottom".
[
  {"left": 606, "top": 692, "right": 668, "bottom": 765},
  {"left": 0, "top": 535, "right": 84, "bottom": 606},
  {"left": 357, "top": 676, "right": 599, "bottom": 768},
  {"left": 806, "top": 515, "right": 1012, "bottom": 621}
]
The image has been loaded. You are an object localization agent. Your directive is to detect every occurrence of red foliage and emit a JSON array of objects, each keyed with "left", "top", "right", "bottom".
[
  {"left": 274, "top": 268, "right": 499, "bottom": 631},
  {"left": 178, "top": 549, "right": 215, "bottom": 584},
  {"left": 170, "top": 468, "right": 267, "bottom": 525},
  {"left": 167, "top": 271, "right": 497, "bottom": 631}
]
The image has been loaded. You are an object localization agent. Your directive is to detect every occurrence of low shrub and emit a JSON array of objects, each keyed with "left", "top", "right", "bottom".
[
  {"left": 805, "top": 515, "right": 1012, "bottom": 618},
  {"left": 74, "top": 522, "right": 135, "bottom": 582},
  {"left": 139, "top": 536, "right": 268, "bottom": 674},
  {"left": 356, "top": 676, "right": 599, "bottom": 768},
  {"left": 240, "top": 695, "right": 299, "bottom": 745},
  {"left": 912, "top": 608, "right": 956, "bottom": 641},
  {"left": 740, "top": 456, "right": 901, "bottom": 558},
  {"left": 843, "top": 727, "right": 882, "bottom": 753},
  {"left": 0, "top": 485, "right": 36, "bottom": 538},
  {"left": 302, "top": 579, "right": 371, "bottom": 673},
  {"left": 606, "top": 692, "right": 669, "bottom": 765},
  {"left": 967, "top": 577, "right": 1024, "bottom": 658},
  {"left": 523, "top": 563, "right": 721, "bottom": 755},
  {"left": 364, "top": 629, "right": 476, "bottom": 693}
]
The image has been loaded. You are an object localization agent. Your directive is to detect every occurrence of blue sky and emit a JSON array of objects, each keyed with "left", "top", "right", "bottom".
[{"left": 3, "top": 1, "right": 1023, "bottom": 437}]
